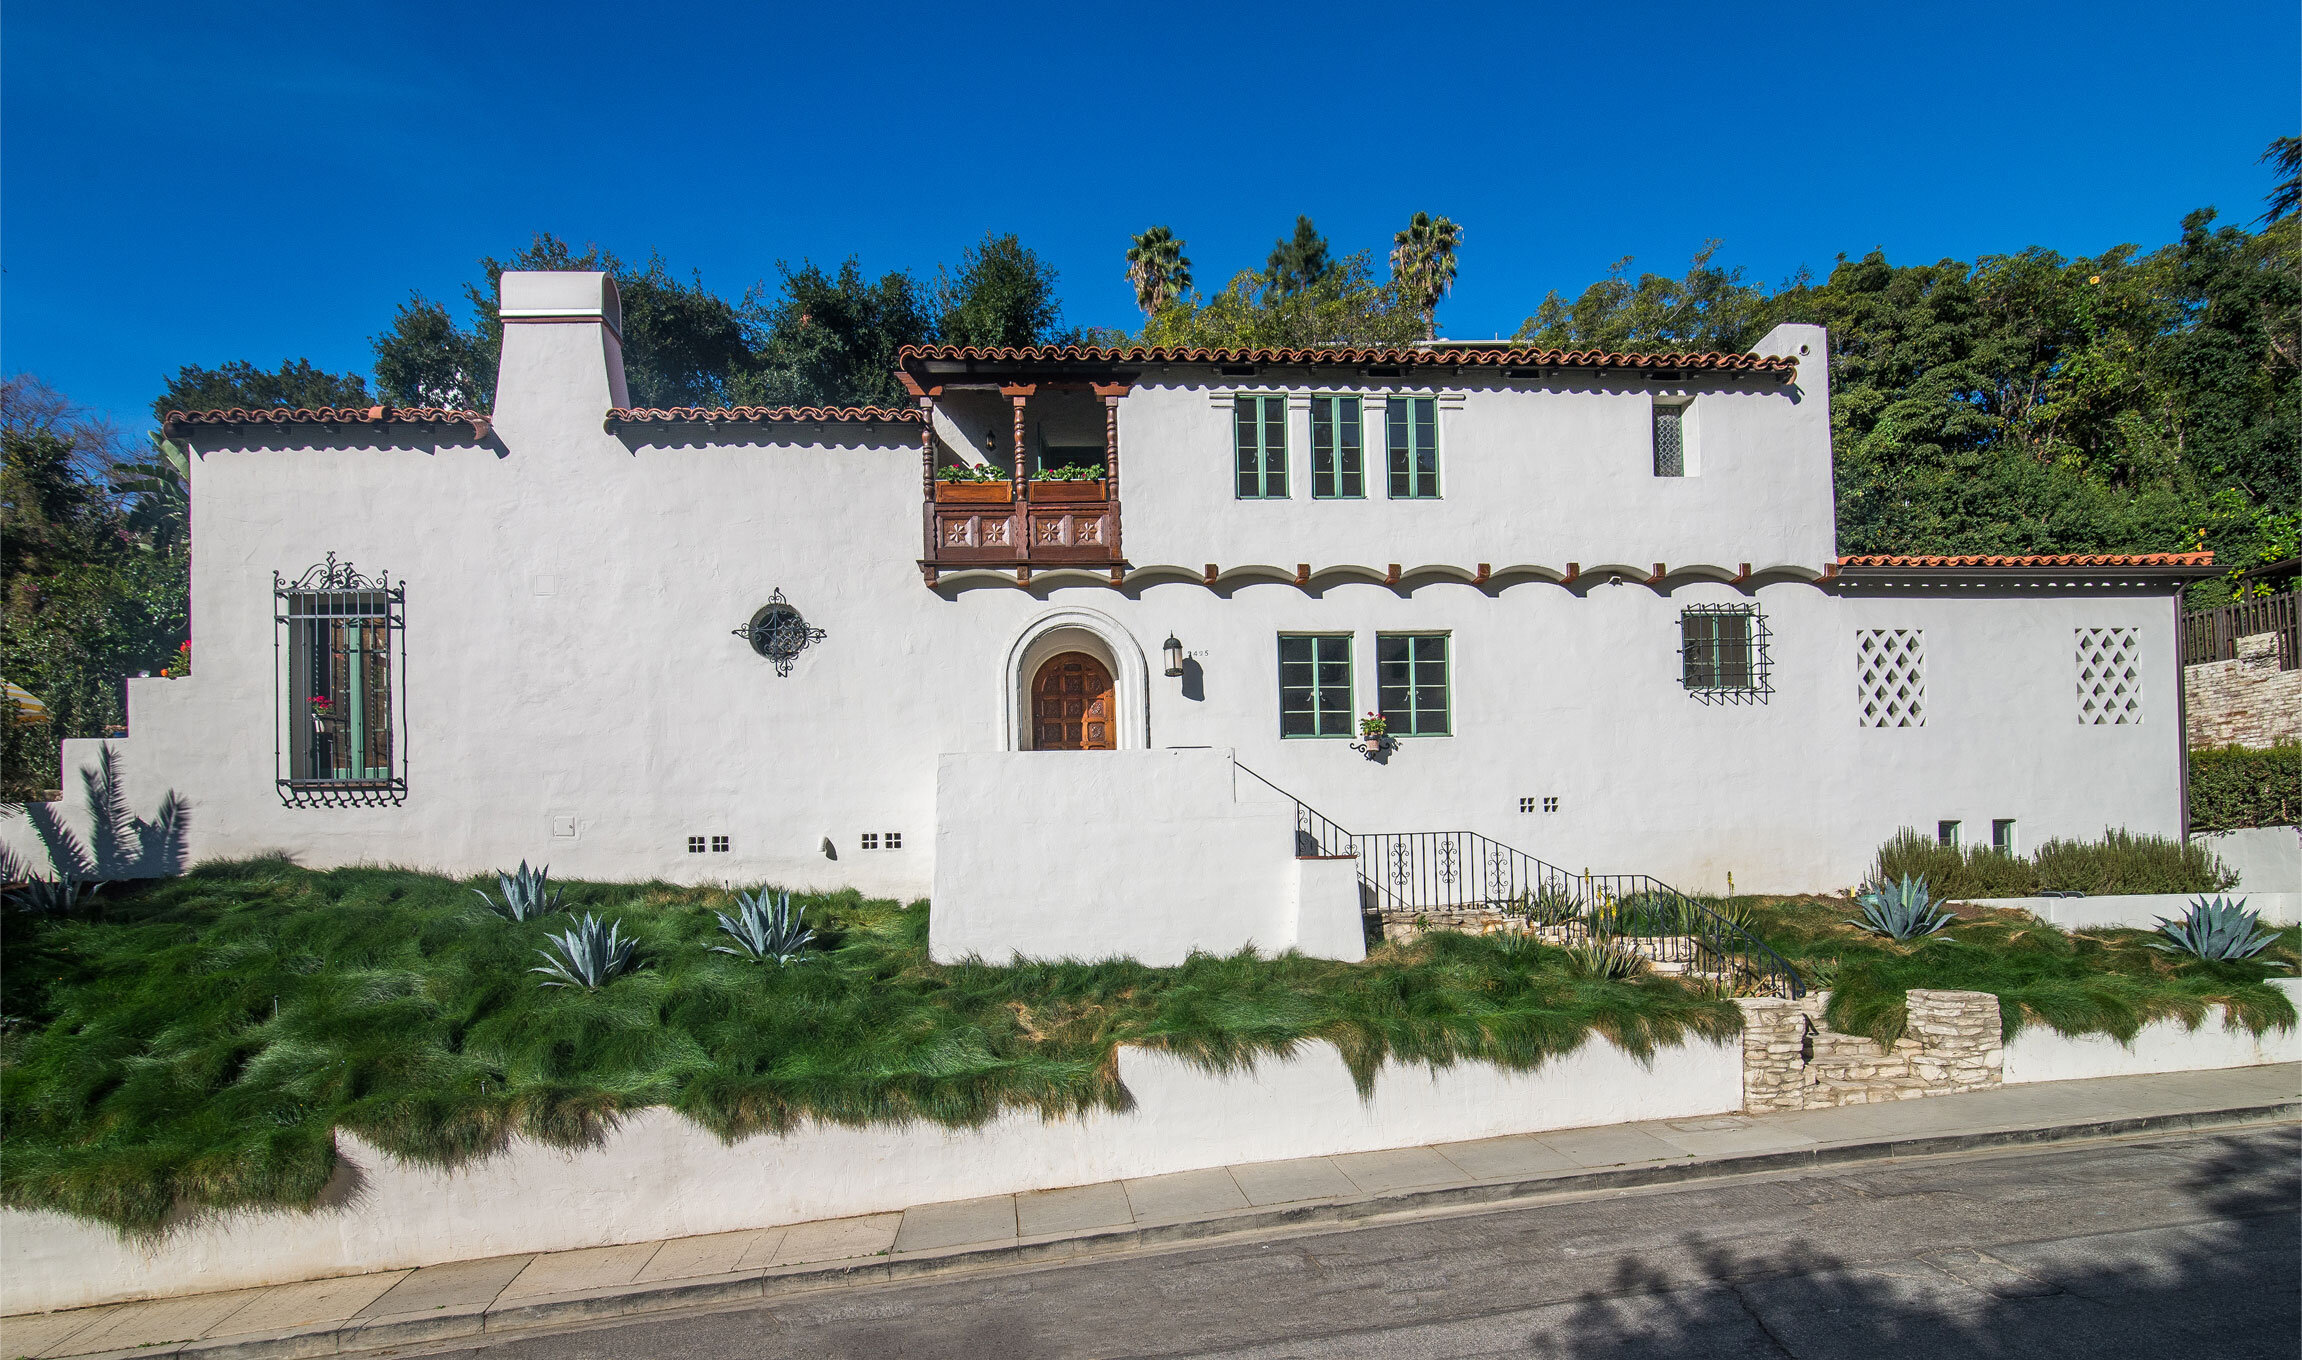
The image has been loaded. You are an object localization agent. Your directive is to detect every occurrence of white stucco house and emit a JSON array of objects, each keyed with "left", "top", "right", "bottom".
[{"left": 12, "top": 271, "right": 2215, "bottom": 967}]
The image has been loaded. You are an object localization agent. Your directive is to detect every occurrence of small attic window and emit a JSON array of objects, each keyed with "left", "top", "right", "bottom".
[
  {"left": 1218, "top": 364, "right": 1258, "bottom": 377},
  {"left": 1362, "top": 365, "right": 1404, "bottom": 378}
]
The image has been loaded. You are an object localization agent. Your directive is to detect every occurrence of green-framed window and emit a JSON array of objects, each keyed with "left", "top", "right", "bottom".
[
  {"left": 1653, "top": 402, "right": 1686, "bottom": 477},
  {"left": 1310, "top": 395, "right": 1363, "bottom": 498},
  {"left": 1376, "top": 633, "right": 1450, "bottom": 736},
  {"left": 1679, "top": 605, "right": 1770, "bottom": 702},
  {"left": 1278, "top": 635, "right": 1353, "bottom": 738},
  {"left": 1386, "top": 396, "right": 1439, "bottom": 498},
  {"left": 1234, "top": 395, "right": 1288, "bottom": 498}
]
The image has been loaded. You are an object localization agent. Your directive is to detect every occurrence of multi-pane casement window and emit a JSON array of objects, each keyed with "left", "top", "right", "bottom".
[
  {"left": 276, "top": 555, "right": 405, "bottom": 806},
  {"left": 1653, "top": 402, "right": 1687, "bottom": 477},
  {"left": 1234, "top": 395, "right": 1288, "bottom": 498},
  {"left": 1679, "top": 605, "right": 1771, "bottom": 703},
  {"left": 1376, "top": 634, "right": 1450, "bottom": 735},
  {"left": 1278, "top": 635, "right": 1353, "bottom": 737},
  {"left": 1309, "top": 395, "right": 1364, "bottom": 498},
  {"left": 1386, "top": 396, "right": 1439, "bottom": 498}
]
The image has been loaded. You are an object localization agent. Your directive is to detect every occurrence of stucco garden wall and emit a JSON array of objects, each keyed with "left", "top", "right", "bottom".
[
  {"left": 0, "top": 1036, "right": 1739, "bottom": 1315},
  {"left": 2001, "top": 987, "right": 2302, "bottom": 1084},
  {"left": 1963, "top": 892, "right": 2302, "bottom": 929},
  {"left": 931, "top": 748, "right": 1364, "bottom": 964}
]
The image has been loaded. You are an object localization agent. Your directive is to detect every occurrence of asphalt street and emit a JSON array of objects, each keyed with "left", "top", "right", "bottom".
[{"left": 409, "top": 1125, "right": 2299, "bottom": 1359}]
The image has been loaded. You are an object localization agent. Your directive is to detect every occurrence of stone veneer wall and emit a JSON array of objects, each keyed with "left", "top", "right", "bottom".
[
  {"left": 1737, "top": 988, "right": 2004, "bottom": 1112},
  {"left": 2185, "top": 631, "right": 2302, "bottom": 750}
]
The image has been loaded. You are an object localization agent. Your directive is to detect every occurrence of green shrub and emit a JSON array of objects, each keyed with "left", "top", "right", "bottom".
[
  {"left": 1871, "top": 826, "right": 2234, "bottom": 898},
  {"left": 2190, "top": 743, "right": 2302, "bottom": 833},
  {"left": 1871, "top": 829, "right": 2038, "bottom": 898},
  {"left": 2033, "top": 828, "right": 2234, "bottom": 895}
]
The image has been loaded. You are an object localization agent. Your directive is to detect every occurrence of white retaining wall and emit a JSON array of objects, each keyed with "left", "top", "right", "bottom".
[
  {"left": 0, "top": 1036, "right": 1739, "bottom": 1314},
  {"left": 1971, "top": 892, "right": 2302, "bottom": 929},
  {"left": 2002, "top": 979, "right": 2302, "bottom": 1084},
  {"left": 2199, "top": 825, "right": 2302, "bottom": 893}
]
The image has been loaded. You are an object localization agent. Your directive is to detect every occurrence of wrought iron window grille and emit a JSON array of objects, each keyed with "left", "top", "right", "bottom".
[
  {"left": 274, "top": 554, "right": 406, "bottom": 808},
  {"left": 1678, "top": 604, "right": 1771, "bottom": 704},
  {"left": 734, "top": 588, "right": 827, "bottom": 676}
]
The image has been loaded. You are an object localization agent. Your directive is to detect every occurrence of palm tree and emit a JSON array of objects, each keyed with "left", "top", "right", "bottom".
[
  {"left": 1390, "top": 212, "right": 1462, "bottom": 340},
  {"left": 1125, "top": 226, "right": 1193, "bottom": 316}
]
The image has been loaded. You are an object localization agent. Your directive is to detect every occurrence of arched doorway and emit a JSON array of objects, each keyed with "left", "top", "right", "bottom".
[{"left": 1031, "top": 652, "right": 1116, "bottom": 750}]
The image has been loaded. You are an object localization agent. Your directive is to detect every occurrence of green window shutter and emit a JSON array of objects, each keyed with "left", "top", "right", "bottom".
[
  {"left": 1279, "top": 634, "right": 1352, "bottom": 737},
  {"left": 1235, "top": 396, "right": 1287, "bottom": 498},
  {"left": 1376, "top": 634, "right": 1450, "bottom": 735},
  {"left": 1387, "top": 397, "right": 1438, "bottom": 498},
  {"left": 1311, "top": 396, "right": 1362, "bottom": 499},
  {"left": 1717, "top": 612, "right": 1752, "bottom": 689}
]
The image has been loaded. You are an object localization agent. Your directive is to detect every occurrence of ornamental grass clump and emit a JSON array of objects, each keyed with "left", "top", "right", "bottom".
[
  {"left": 711, "top": 888, "right": 814, "bottom": 964},
  {"left": 0, "top": 860, "right": 1742, "bottom": 1233},
  {"left": 1847, "top": 875, "right": 1956, "bottom": 942},
  {"left": 1724, "top": 894, "right": 2299, "bottom": 1051},
  {"left": 2149, "top": 896, "right": 2291, "bottom": 967},
  {"left": 532, "top": 913, "right": 640, "bottom": 989},
  {"left": 472, "top": 860, "right": 563, "bottom": 921}
]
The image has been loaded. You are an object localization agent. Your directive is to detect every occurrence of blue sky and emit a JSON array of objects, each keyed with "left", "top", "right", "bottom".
[{"left": 5, "top": 0, "right": 2294, "bottom": 431}]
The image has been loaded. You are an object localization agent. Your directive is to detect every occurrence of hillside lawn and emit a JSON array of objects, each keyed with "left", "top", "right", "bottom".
[{"left": 0, "top": 861, "right": 2292, "bottom": 1233}]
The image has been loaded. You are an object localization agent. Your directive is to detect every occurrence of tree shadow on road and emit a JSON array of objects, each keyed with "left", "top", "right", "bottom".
[{"left": 1536, "top": 1130, "right": 2299, "bottom": 1360}]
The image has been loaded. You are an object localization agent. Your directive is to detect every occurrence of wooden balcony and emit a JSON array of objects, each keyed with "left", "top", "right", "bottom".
[{"left": 926, "top": 479, "right": 1122, "bottom": 578}]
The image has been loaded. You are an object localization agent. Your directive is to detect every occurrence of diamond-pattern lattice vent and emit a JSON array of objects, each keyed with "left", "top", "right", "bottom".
[
  {"left": 2075, "top": 627, "right": 2142, "bottom": 724},
  {"left": 1856, "top": 628, "right": 1926, "bottom": 727}
]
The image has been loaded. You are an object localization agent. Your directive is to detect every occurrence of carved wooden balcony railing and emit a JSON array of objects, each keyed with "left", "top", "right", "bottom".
[{"left": 927, "top": 480, "right": 1121, "bottom": 574}]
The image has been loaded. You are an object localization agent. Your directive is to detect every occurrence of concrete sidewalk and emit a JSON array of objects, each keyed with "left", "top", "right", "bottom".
[{"left": 7, "top": 1063, "right": 2297, "bottom": 1360}]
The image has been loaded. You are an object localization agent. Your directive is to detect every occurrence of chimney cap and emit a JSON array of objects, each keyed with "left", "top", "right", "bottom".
[{"left": 499, "top": 271, "right": 621, "bottom": 337}]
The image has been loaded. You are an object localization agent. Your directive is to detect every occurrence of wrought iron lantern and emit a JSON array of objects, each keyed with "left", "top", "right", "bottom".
[
  {"left": 1162, "top": 634, "right": 1184, "bottom": 678},
  {"left": 733, "top": 589, "right": 826, "bottom": 677}
]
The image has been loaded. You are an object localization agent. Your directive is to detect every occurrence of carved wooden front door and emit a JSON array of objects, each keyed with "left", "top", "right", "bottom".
[{"left": 1032, "top": 652, "right": 1116, "bottom": 750}]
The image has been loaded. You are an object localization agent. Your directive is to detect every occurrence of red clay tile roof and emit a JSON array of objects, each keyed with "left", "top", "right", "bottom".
[
  {"left": 1835, "top": 553, "right": 2215, "bottom": 568},
  {"left": 605, "top": 405, "right": 921, "bottom": 427},
  {"left": 162, "top": 405, "right": 490, "bottom": 440},
  {"left": 897, "top": 344, "right": 1798, "bottom": 376}
]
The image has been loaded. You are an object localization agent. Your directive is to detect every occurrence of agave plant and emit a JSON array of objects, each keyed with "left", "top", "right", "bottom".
[
  {"left": 532, "top": 914, "right": 639, "bottom": 990},
  {"left": 3, "top": 876, "right": 98, "bottom": 914},
  {"left": 711, "top": 889, "right": 815, "bottom": 964},
  {"left": 1847, "top": 874, "right": 1956, "bottom": 942},
  {"left": 1562, "top": 941, "right": 1648, "bottom": 981},
  {"left": 473, "top": 861, "right": 563, "bottom": 921},
  {"left": 2148, "top": 896, "right": 2290, "bottom": 967}
]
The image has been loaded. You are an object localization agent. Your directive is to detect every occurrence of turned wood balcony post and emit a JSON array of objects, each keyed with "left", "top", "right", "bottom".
[
  {"left": 1001, "top": 383, "right": 1034, "bottom": 567},
  {"left": 919, "top": 396, "right": 937, "bottom": 570},
  {"left": 1095, "top": 382, "right": 1130, "bottom": 565}
]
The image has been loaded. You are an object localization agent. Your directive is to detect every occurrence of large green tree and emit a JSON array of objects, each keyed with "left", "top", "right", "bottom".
[
  {"left": 934, "top": 232, "right": 1062, "bottom": 348},
  {"left": 152, "top": 359, "right": 370, "bottom": 421},
  {"left": 734, "top": 259, "right": 935, "bottom": 409},
  {"left": 1263, "top": 216, "right": 1335, "bottom": 300},
  {"left": 1512, "top": 159, "right": 2300, "bottom": 597},
  {"left": 372, "top": 234, "right": 756, "bottom": 409},
  {"left": 2, "top": 379, "right": 187, "bottom": 797}
]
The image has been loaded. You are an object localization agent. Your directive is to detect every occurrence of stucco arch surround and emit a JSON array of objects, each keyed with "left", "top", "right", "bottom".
[{"left": 1002, "top": 607, "right": 1153, "bottom": 751}]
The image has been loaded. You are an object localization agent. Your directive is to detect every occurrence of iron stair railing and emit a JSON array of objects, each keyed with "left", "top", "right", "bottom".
[{"left": 1236, "top": 761, "right": 1806, "bottom": 998}]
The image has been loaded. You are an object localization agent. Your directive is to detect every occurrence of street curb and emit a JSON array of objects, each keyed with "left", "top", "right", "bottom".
[{"left": 49, "top": 1097, "right": 2302, "bottom": 1360}]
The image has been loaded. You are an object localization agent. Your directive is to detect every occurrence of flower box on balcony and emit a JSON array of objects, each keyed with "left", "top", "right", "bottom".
[
  {"left": 1027, "top": 478, "right": 1107, "bottom": 503},
  {"left": 935, "top": 481, "right": 1014, "bottom": 504}
]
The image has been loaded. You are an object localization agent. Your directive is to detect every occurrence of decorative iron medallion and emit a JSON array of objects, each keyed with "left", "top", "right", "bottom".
[{"left": 734, "top": 588, "right": 826, "bottom": 677}]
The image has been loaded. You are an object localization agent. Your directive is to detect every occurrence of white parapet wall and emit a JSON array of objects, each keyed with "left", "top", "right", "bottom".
[
  {"left": 2002, "top": 979, "right": 2302, "bottom": 1085},
  {"left": 1964, "top": 892, "right": 2302, "bottom": 929},
  {"left": 0, "top": 1036, "right": 1738, "bottom": 1314},
  {"left": 931, "top": 747, "right": 1363, "bottom": 965}
]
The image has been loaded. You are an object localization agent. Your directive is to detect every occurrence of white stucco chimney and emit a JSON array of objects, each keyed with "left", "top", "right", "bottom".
[{"left": 492, "top": 272, "right": 630, "bottom": 444}]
